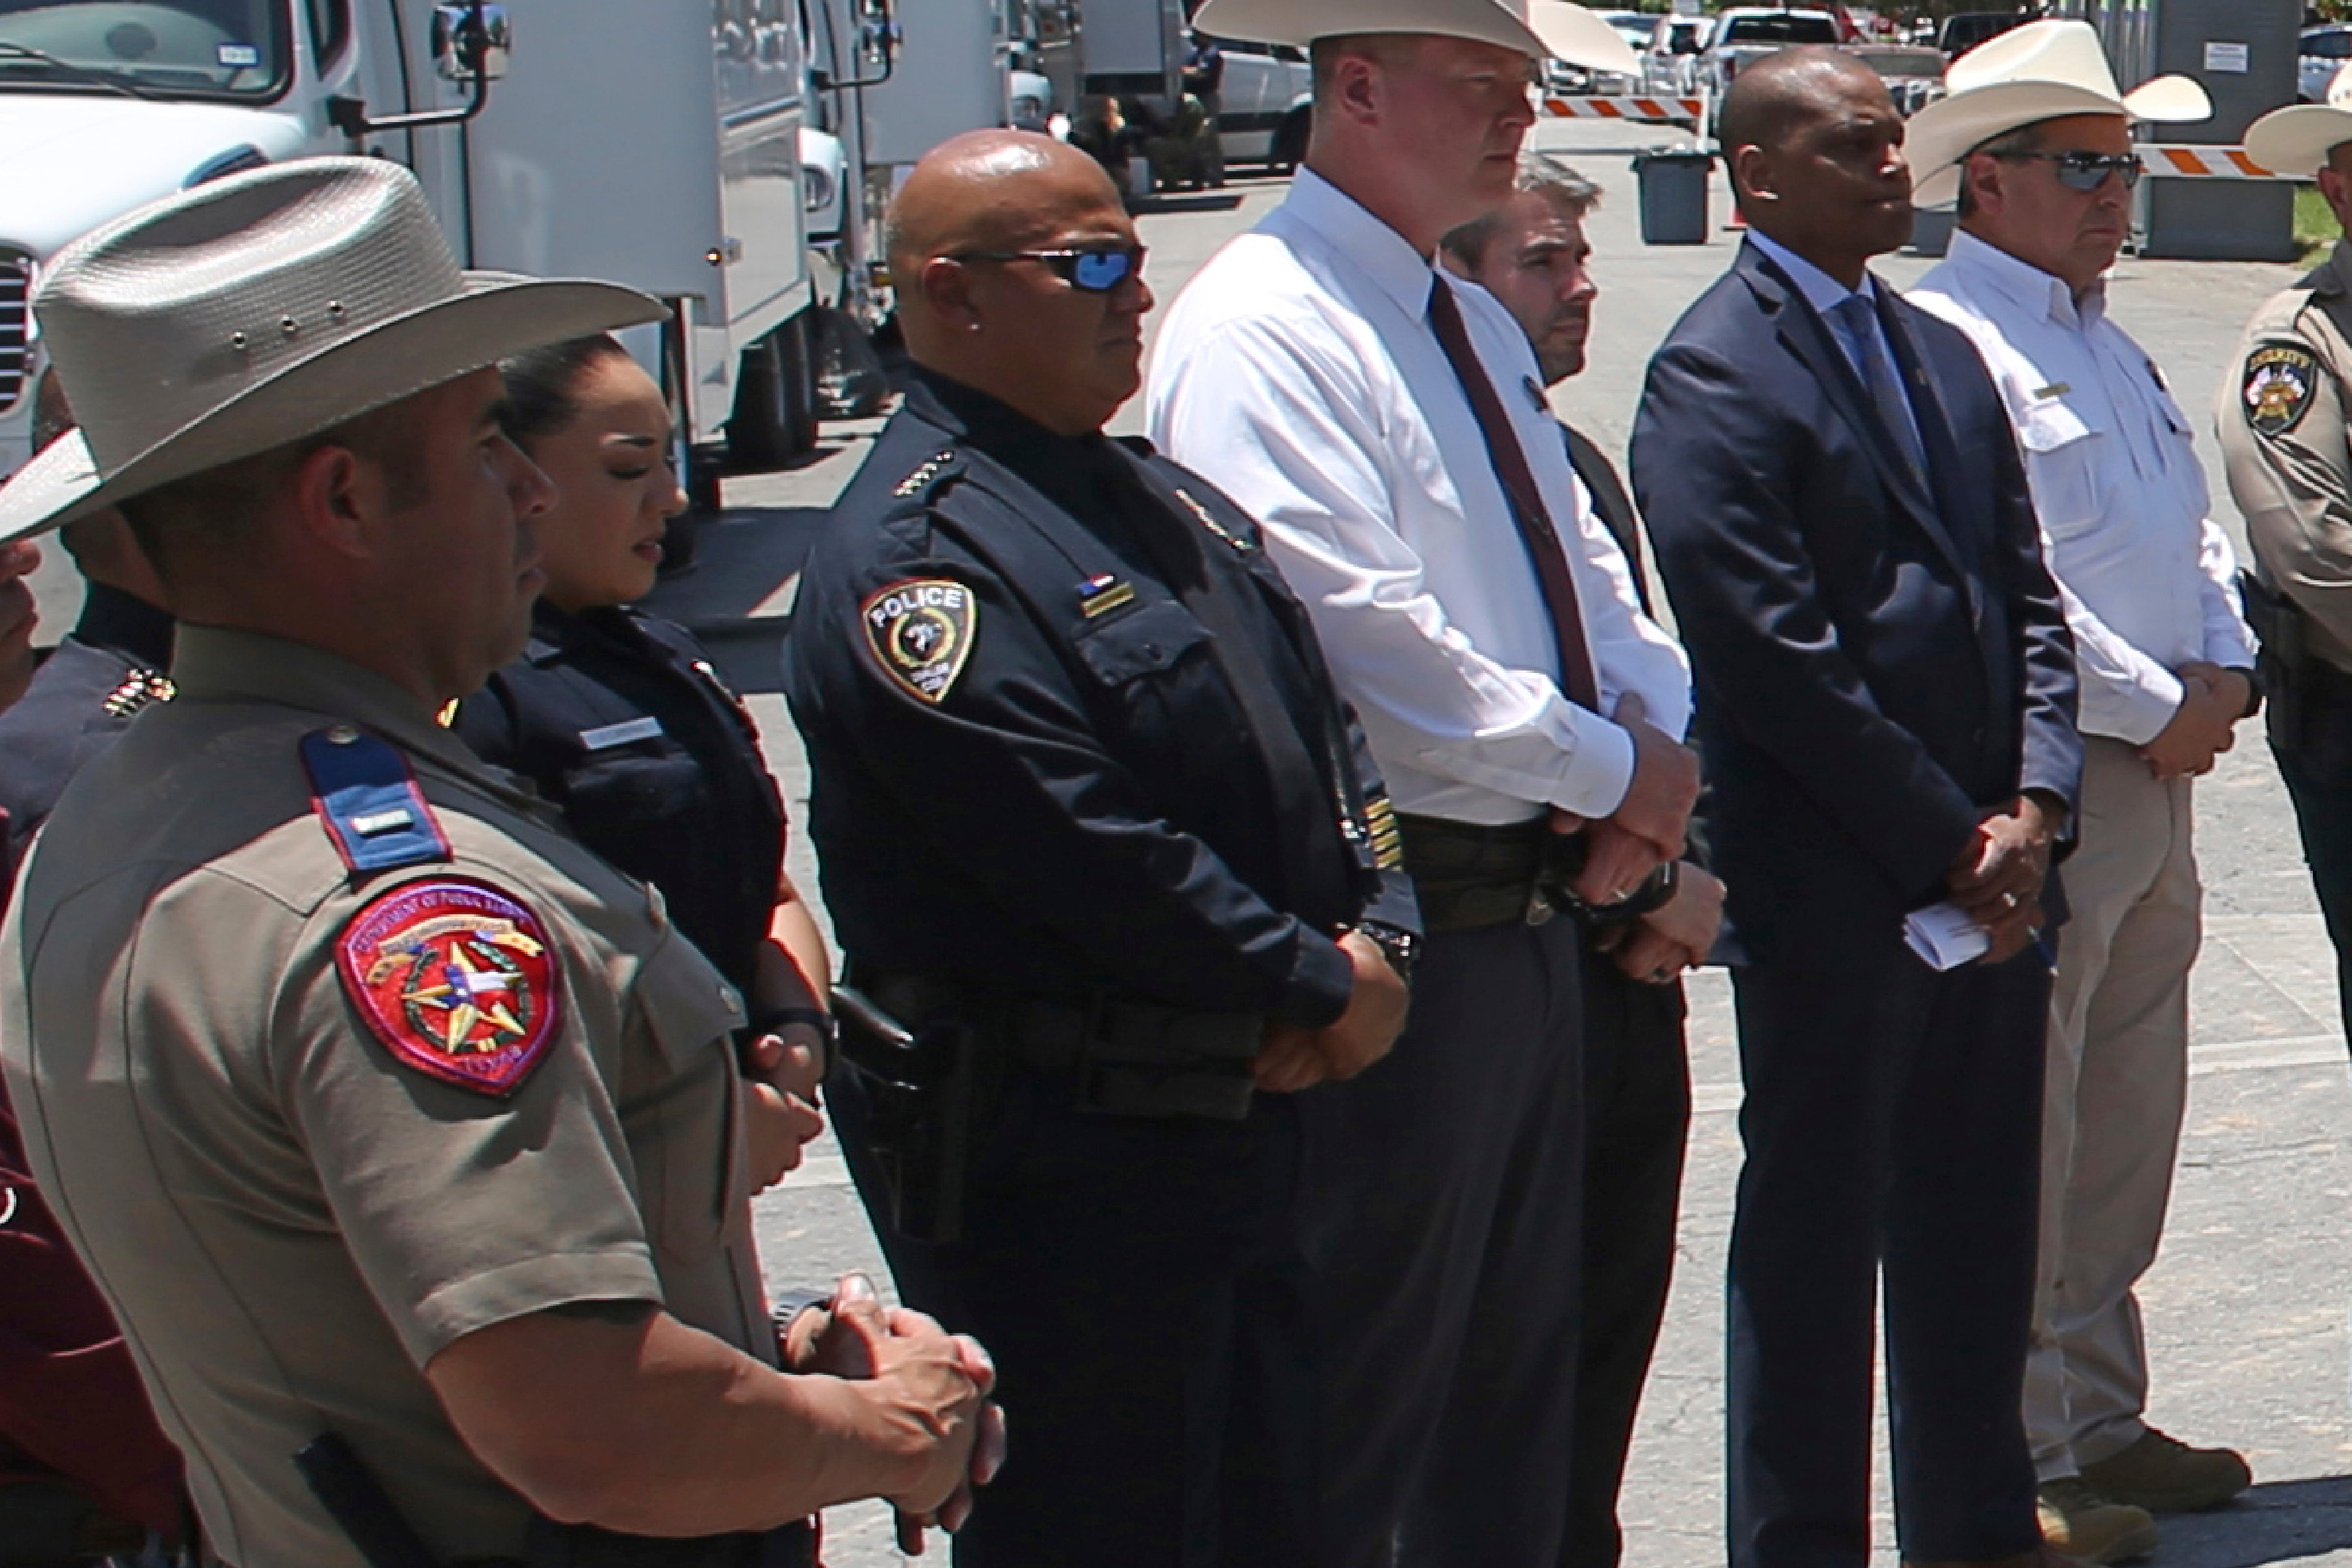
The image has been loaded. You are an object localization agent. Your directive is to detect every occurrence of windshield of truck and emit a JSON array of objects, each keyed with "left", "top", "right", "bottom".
[
  {"left": 0, "top": 0, "right": 288, "bottom": 98},
  {"left": 1720, "top": 13, "right": 1840, "bottom": 46}
]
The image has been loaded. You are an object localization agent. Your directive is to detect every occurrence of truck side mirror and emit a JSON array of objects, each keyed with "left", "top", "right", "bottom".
[{"left": 432, "top": 2, "right": 510, "bottom": 83}]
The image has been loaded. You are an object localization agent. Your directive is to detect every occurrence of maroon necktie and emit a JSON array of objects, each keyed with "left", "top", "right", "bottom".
[{"left": 1425, "top": 276, "right": 1602, "bottom": 713}]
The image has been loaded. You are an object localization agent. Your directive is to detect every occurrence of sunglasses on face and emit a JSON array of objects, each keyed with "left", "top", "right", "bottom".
[
  {"left": 1991, "top": 149, "right": 2143, "bottom": 192},
  {"left": 947, "top": 243, "right": 1148, "bottom": 292}
]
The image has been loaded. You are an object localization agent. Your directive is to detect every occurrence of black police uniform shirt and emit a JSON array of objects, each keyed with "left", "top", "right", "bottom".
[
  {"left": 453, "top": 601, "right": 786, "bottom": 996},
  {"left": 784, "top": 370, "right": 1417, "bottom": 1023},
  {"left": 0, "top": 581, "right": 176, "bottom": 888}
]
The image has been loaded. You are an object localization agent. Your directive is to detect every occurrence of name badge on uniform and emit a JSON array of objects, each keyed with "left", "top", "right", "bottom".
[{"left": 579, "top": 716, "right": 664, "bottom": 752}]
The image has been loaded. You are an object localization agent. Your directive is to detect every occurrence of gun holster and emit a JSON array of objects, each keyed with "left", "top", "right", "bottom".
[{"left": 832, "top": 982, "right": 979, "bottom": 1245}]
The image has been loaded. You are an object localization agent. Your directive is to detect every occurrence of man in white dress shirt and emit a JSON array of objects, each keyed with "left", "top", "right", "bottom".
[
  {"left": 1145, "top": 2, "right": 1696, "bottom": 1563},
  {"left": 1903, "top": 22, "right": 2255, "bottom": 1561}
]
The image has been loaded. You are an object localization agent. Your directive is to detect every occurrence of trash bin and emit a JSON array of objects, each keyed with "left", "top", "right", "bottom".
[
  {"left": 1632, "top": 147, "right": 1712, "bottom": 245},
  {"left": 1908, "top": 205, "right": 1957, "bottom": 257}
]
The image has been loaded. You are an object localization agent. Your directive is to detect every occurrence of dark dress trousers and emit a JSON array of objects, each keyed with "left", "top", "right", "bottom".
[
  {"left": 784, "top": 372, "right": 1414, "bottom": 1568},
  {"left": 1630, "top": 243, "right": 2082, "bottom": 1568}
]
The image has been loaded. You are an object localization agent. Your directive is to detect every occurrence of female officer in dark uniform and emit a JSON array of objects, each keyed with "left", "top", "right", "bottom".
[{"left": 454, "top": 335, "right": 828, "bottom": 1182}]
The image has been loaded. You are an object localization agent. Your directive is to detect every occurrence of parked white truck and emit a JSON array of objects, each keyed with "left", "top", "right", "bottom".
[{"left": 0, "top": 0, "right": 864, "bottom": 486}]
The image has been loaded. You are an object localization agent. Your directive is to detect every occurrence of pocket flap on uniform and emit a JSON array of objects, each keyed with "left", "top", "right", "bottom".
[
  {"left": 1073, "top": 598, "right": 1207, "bottom": 685},
  {"left": 634, "top": 927, "right": 746, "bottom": 1070},
  {"left": 2017, "top": 398, "right": 2094, "bottom": 454}
]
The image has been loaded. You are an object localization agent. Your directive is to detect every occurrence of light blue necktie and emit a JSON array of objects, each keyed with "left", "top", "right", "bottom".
[{"left": 1833, "top": 293, "right": 1927, "bottom": 479}]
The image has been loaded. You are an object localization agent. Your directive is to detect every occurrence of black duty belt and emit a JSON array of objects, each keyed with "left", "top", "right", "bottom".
[
  {"left": 856, "top": 969, "right": 1259, "bottom": 1120},
  {"left": 1397, "top": 813, "right": 1575, "bottom": 931}
]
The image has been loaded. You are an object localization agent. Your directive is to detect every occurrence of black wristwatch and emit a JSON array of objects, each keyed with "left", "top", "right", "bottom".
[{"left": 1356, "top": 920, "right": 1419, "bottom": 987}]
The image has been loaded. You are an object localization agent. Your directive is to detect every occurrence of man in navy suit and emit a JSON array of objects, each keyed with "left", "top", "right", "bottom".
[{"left": 1630, "top": 49, "right": 2083, "bottom": 1568}]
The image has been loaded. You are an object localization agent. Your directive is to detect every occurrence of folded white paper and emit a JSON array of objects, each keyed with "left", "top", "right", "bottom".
[{"left": 1904, "top": 901, "right": 1991, "bottom": 971}]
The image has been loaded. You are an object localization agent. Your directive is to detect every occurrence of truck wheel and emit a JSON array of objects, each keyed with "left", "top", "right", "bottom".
[
  {"left": 1270, "top": 111, "right": 1308, "bottom": 174},
  {"left": 726, "top": 315, "right": 819, "bottom": 470}
]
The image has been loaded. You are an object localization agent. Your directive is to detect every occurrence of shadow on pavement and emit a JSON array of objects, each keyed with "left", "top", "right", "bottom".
[
  {"left": 2151, "top": 1476, "right": 2352, "bottom": 1567},
  {"left": 642, "top": 504, "right": 831, "bottom": 695}
]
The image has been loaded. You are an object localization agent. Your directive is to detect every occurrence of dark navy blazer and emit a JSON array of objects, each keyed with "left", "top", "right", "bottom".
[{"left": 1630, "top": 242, "right": 2082, "bottom": 958}]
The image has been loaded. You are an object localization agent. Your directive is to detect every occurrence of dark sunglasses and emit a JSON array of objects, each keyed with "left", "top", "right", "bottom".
[
  {"left": 1990, "top": 149, "right": 2143, "bottom": 192},
  {"left": 947, "top": 244, "right": 1147, "bottom": 292}
]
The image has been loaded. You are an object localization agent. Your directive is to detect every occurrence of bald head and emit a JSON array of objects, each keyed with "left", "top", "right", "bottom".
[
  {"left": 886, "top": 128, "right": 1152, "bottom": 437},
  {"left": 1719, "top": 46, "right": 1883, "bottom": 158},
  {"left": 884, "top": 130, "right": 1121, "bottom": 287}
]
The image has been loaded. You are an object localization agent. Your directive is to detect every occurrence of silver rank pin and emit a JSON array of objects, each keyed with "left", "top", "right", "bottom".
[
  {"left": 893, "top": 449, "right": 957, "bottom": 497},
  {"left": 1172, "top": 487, "right": 1252, "bottom": 553},
  {"left": 102, "top": 668, "right": 177, "bottom": 719}
]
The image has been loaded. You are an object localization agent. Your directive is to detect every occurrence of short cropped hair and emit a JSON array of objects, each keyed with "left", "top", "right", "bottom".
[
  {"left": 1957, "top": 120, "right": 2046, "bottom": 218},
  {"left": 1439, "top": 152, "right": 1604, "bottom": 268},
  {"left": 1309, "top": 33, "right": 1420, "bottom": 107}
]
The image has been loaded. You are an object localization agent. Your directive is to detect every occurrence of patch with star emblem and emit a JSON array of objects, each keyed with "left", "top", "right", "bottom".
[
  {"left": 336, "top": 878, "right": 563, "bottom": 1097},
  {"left": 2242, "top": 344, "right": 2321, "bottom": 437},
  {"left": 862, "top": 578, "right": 976, "bottom": 704}
]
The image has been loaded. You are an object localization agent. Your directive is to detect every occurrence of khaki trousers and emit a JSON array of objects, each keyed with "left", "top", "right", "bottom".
[{"left": 2024, "top": 737, "right": 2201, "bottom": 1480}]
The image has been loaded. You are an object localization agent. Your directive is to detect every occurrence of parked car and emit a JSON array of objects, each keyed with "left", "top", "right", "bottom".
[
  {"left": 2303, "top": 23, "right": 2352, "bottom": 103},
  {"left": 1847, "top": 43, "right": 1945, "bottom": 116},
  {"left": 1640, "top": 15, "right": 1714, "bottom": 97},
  {"left": 1934, "top": 10, "right": 2032, "bottom": 60},
  {"left": 1205, "top": 36, "right": 1314, "bottom": 169},
  {"left": 1702, "top": 8, "right": 1842, "bottom": 98}
]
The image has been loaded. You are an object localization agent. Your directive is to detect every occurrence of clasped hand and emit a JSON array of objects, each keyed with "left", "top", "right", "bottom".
[
  {"left": 1946, "top": 795, "right": 2061, "bottom": 964},
  {"left": 2138, "top": 662, "right": 2250, "bottom": 782}
]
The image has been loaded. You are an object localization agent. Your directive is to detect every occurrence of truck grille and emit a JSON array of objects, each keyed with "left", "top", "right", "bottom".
[{"left": 0, "top": 252, "right": 27, "bottom": 414}]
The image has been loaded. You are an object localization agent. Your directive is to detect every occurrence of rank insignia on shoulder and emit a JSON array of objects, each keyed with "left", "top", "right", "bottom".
[
  {"left": 335, "top": 876, "right": 564, "bottom": 1098},
  {"left": 101, "top": 668, "right": 175, "bottom": 719},
  {"left": 1078, "top": 573, "right": 1136, "bottom": 619},
  {"left": 862, "top": 577, "right": 977, "bottom": 704},
  {"left": 893, "top": 449, "right": 958, "bottom": 497},
  {"left": 2243, "top": 344, "right": 2321, "bottom": 437},
  {"left": 1172, "top": 487, "right": 1253, "bottom": 553}
]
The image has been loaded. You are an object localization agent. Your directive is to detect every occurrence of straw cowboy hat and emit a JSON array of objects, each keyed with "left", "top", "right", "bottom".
[
  {"left": 2245, "top": 62, "right": 2352, "bottom": 178},
  {"left": 0, "top": 156, "right": 663, "bottom": 545},
  {"left": 1902, "top": 18, "right": 2209, "bottom": 207},
  {"left": 1192, "top": 0, "right": 1645, "bottom": 78}
]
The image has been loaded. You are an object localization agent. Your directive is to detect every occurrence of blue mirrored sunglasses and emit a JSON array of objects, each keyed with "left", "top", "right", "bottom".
[
  {"left": 949, "top": 244, "right": 1147, "bottom": 292},
  {"left": 1991, "top": 149, "right": 2143, "bottom": 192}
]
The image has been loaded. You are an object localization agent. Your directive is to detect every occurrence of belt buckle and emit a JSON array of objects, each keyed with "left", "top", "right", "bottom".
[{"left": 1523, "top": 880, "right": 1556, "bottom": 926}]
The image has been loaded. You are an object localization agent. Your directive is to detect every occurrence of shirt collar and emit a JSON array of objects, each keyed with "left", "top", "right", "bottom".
[
  {"left": 1279, "top": 166, "right": 1440, "bottom": 319},
  {"left": 1944, "top": 227, "right": 2105, "bottom": 327},
  {"left": 170, "top": 624, "right": 490, "bottom": 779},
  {"left": 1744, "top": 230, "right": 1875, "bottom": 316}
]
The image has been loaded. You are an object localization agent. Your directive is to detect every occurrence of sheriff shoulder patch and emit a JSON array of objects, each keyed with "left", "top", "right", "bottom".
[
  {"left": 336, "top": 877, "right": 564, "bottom": 1097},
  {"left": 2243, "top": 344, "right": 2321, "bottom": 437},
  {"left": 862, "top": 577, "right": 976, "bottom": 704}
]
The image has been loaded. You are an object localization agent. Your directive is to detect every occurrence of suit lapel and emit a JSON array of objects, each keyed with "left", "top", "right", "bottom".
[{"left": 1743, "top": 250, "right": 1973, "bottom": 588}]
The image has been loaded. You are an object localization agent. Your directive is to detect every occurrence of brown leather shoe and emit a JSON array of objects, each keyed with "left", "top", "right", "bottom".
[
  {"left": 2077, "top": 1428, "right": 2252, "bottom": 1513},
  {"left": 2038, "top": 1477, "right": 2160, "bottom": 1565}
]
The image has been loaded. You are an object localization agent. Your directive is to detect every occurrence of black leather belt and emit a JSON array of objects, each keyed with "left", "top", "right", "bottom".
[
  {"left": 1397, "top": 813, "right": 1572, "bottom": 931},
  {"left": 858, "top": 970, "right": 1260, "bottom": 1120}
]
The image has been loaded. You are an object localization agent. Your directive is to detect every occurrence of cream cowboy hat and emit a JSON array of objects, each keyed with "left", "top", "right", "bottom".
[
  {"left": 1191, "top": 0, "right": 1645, "bottom": 79},
  {"left": 1901, "top": 18, "right": 2210, "bottom": 207},
  {"left": 0, "top": 156, "right": 664, "bottom": 545},
  {"left": 2245, "top": 62, "right": 2352, "bottom": 178}
]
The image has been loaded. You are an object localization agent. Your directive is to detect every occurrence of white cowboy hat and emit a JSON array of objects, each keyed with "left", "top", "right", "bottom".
[
  {"left": 1192, "top": 0, "right": 1644, "bottom": 78},
  {"left": 0, "top": 156, "right": 664, "bottom": 545},
  {"left": 1901, "top": 18, "right": 2210, "bottom": 207},
  {"left": 2245, "top": 62, "right": 2352, "bottom": 178}
]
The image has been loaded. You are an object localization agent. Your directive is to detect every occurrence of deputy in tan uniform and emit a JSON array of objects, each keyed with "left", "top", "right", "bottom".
[
  {"left": 0, "top": 158, "right": 999, "bottom": 1568},
  {"left": 2221, "top": 77, "right": 2352, "bottom": 1048}
]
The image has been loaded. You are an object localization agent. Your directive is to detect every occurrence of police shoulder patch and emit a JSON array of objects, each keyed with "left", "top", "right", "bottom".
[
  {"left": 335, "top": 876, "right": 564, "bottom": 1098},
  {"left": 861, "top": 577, "right": 977, "bottom": 704},
  {"left": 2243, "top": 343, "right": 2321, "bottom": 437}
]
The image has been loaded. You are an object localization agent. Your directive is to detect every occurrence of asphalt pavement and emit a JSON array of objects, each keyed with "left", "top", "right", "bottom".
[{"left": 20, "top": 117, "right": 2349, "bottom": 1567}]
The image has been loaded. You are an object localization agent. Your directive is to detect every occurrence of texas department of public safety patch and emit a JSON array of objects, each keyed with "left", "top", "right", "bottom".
[
  {"left": 862, "top": 577, "right": 976, "bottom": 704},
  {"left": 335, "top": 877, "right": 563, "bottom": 1097},
  {"left": 2242, "top": 344, "right": 2321, "bottom": 437}
]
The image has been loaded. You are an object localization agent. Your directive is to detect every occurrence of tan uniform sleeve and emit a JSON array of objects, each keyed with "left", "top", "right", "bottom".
[
  {"left": 270, "top": 870, "right": 667, "bottom": 1368},
  {"left": 2221, "top": 310, "right": 2352, "bottom": 659}
]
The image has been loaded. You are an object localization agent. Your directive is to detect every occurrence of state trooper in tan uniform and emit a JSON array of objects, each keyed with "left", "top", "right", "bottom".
[
  {"left": 2222, "top": 79, "right": 2352, "bottom": 1045},
  {"left": 0, "top": 158, "right": 1000, "bottom": 1568}
]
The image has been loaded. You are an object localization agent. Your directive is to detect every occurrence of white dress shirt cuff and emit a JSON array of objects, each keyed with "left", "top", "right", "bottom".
[{"left": 1410, "top": 704, "right": 1635, "bottom": 821}]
